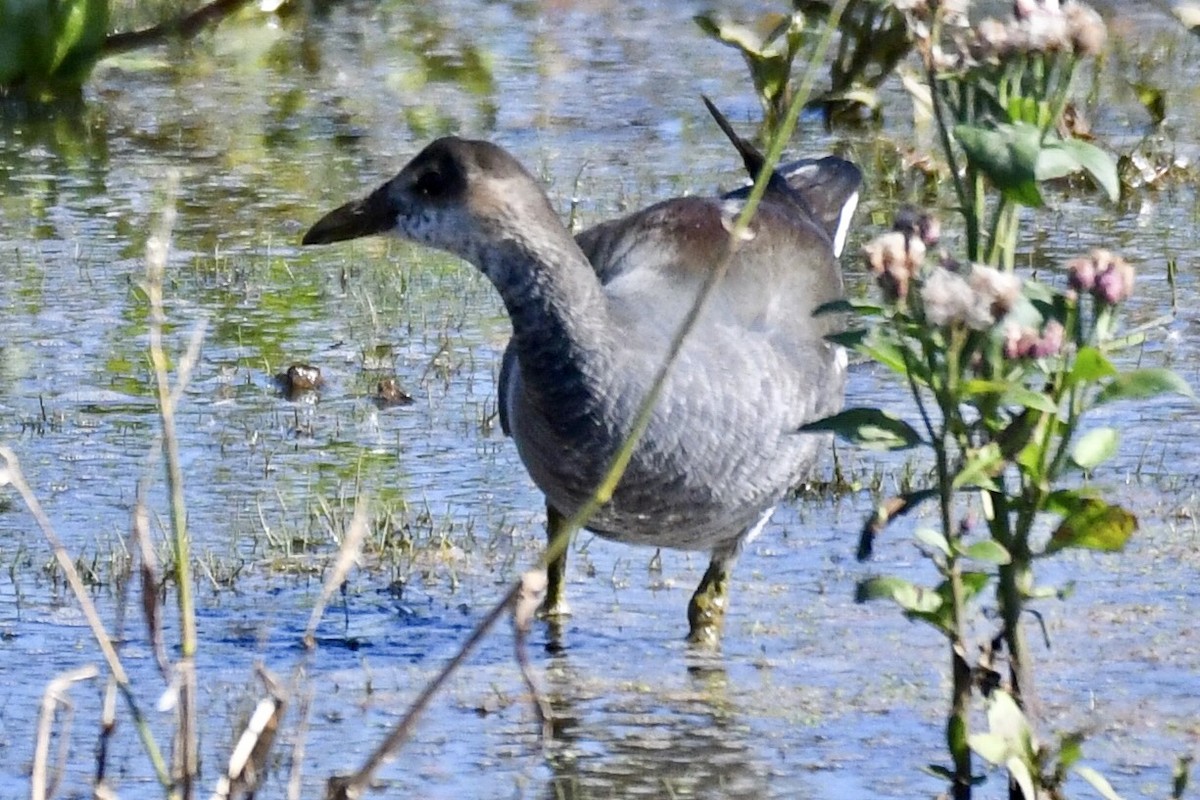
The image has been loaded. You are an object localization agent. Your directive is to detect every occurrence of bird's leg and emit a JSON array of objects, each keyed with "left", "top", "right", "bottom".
[
  {"left": 687, "top": 541, "right": 741, "bottom": 647},
  {"left": 541, "top": 503, "right": 572, "bottom": 617}
]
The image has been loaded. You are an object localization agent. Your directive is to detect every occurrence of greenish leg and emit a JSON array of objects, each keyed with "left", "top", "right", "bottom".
[
  {"left": 687, "top": 543, "right": 740, "bottom": 647},
  {"left": 541, "top": 503, "right": 571, "bottom": 618}
]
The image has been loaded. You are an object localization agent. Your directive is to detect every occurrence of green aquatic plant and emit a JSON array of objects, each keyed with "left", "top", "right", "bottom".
[
  {"left": 694, "top": 9, "right": 809, "bottom": 137},
  {"left": 0, "top": 0, "right": 110, "bottom": 99},
  {"left": 695, "top": 0, "right": 912, "bottom": 133},
  {"left": 805, "top": 1, "right": 1193, "bottom": 798},
  {"left": 0, "top": 0, "right": 257, "bottom": 100}
]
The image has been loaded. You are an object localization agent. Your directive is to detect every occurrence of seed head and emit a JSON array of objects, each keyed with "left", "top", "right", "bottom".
[
  {"left": 920, "top": 267, "right": 975, "bottom": 327},
  {"left": 969, "top": 264, "right": 1022, "bottom": 318},
  {"left": 864, "top": 230, "right": 925, "bottom": 303}
]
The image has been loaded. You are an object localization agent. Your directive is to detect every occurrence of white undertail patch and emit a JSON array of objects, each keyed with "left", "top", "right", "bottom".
[{"left": 831, "top": 192, "right": 859, "bottom": 258}]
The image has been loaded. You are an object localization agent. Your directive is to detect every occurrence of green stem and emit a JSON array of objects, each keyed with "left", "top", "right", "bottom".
[
  {"left": 145, "top": 180, "right": 199, "bottom": 796},
  {"left": 941, "top": 429, "right": 973, "bottom": 800},
  {"left": 931, "top": 337, "right": 973, "bottom": 799},
  {"left": 925, "top": 17, "right": 971, "bottom": 255}
]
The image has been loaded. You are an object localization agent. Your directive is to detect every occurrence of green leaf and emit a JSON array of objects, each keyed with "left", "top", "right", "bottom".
[
  {"left": 960, "top": 539, "right": 1012, "bottom": 565},
  {"left": 855, "top": 573, "right": 992, "bottom": 635},
  {"left": 1074, "top": 766, "right": 1125, "bottom": 800},
  {"left": 693, "top": 15, "right": 768, "bottom": 57},
  {"left": 860, "top": 340, "right": 915, "bottom": 377},
  {"left": 1046, "top": 498, "right": 1137, "bottom": 554},
  {"left": 855, "top": 576, "right": 943, "bottom": 615},
  {"left": 915, "top": 527, "right": 951, "bottom": 557},
  {"left": 1070, "top": 427, "right": 1119, "bottom": 470},
  {"left": 1060, "top": 139, "right": 1120, "bottom": 202},
  {"left": 825, "top": 328, "right": 868, "bottom": 348},
  {"left": 822, "top": 328, "right": 913, "bottom": 376},
  {"left": 800, "top": 408, "right": 924, "bottom": 450},
  {"left": 1171, "top": 755, "right": 1191, "bottom": 799},
  {"left": 1094, "top": 368, "right": 1195, "bottom": 405},
  {"left": 960, "top": 571, "right": 992, "bottom": 599},
  {"left": 965, "top": 378, "right": 1060, "bottom": 418},
  {"left": 999, "top": 385, "right": 1059, "bottom": 414},
  {"left": 1035, "top": 138, "right": 1119, "bottom": 202},
  {"left": 969, "top": 733, "right": 1009, "bottom": 765},
  {"left": 1044, "top": 488, "right": 1099, "bottom": 516},
  {"left": 922, "top": 764, "right": 957, "bottom": 780},
  {"left": 814, "top": 299, "right": 884, "bottom": 317},
  {"left": 955, "top": 122, "right": 1044, "bottom": 207},
  {"left": 952, "top": 442, "right": 1004, "bottom": 490},
  {"left": 986, "top": 689, "right": 1033, "bottom": 751},
  {"left": 1132, "top": 81, "right": 1166, "bottom": 126},
  {"left": 1071, "top": 346, "right": 1118, "bottom": 383},
  {"left": 1058, "top": 732, "right": 1085, "bottom": 770},
  {"left": 961, "top": 378, "right": 1009, "bottom": 397}
]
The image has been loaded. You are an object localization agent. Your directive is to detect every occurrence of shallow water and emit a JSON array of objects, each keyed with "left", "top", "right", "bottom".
[{"left": 2, "top": 2, "right": 1200, "bottom": 798}]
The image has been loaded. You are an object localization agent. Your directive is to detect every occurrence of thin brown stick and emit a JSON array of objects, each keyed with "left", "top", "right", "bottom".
[
  {"left": 96, "top": 678, "right": 118, "bottom": 793},
  {"left": 287, "top": 689, "right": 314, "bottom": 800},
  {"left": 210, "top": 668, "right": 287, "bottom": 800},
  {"left": 32, "top": 665, "right": 99, "bottom": 800},
  {"left": 512, "top": 570, "right": 552, "bottom": 741},
  {"left": 119, "top": 319, "right": 206, "bottom": 684},
  {"left": 324, "top": 582, "right": 522, "bottom": 800},
  {"left": 0, "top": 447, "right": 171, "bottom": 785},
  {"left": 133, "top": 493, "right": 170, "bottom": 679},
  {"left": 102, "top": 0, "right": 255, "bottom": 56}
]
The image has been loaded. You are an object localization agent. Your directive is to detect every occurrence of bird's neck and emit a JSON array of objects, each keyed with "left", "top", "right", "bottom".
[{"left": 477, "top": 232, "right": 614, "bottom": 411}]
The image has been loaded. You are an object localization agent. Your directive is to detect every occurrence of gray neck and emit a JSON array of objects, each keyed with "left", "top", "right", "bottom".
[{"left": 477, "top": 230, "right": 613, "bottom": 418}]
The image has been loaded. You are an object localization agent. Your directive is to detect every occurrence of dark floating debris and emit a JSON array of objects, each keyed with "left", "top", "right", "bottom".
[
  {"left": 276, "top": 363, "right": 323, "bottom": 400},
  {"left": 373, "top": 377, "right": 414, "bottom": 408}
]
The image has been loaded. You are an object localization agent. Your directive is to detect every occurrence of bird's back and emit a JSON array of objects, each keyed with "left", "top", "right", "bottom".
[{"left": 503, "top": 161, "right": 858, "bottom": 549}]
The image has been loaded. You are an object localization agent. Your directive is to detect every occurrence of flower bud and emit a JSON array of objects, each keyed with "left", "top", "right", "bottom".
[
  {"left": 1032, "top": 320, "right": 1065, "bottom": 357},
  {"left": 1066, "top": 255, "right": 1096, "bottom": 292},
  {"left": 864, "top": 230, "right": 925, "bottom": 303},
  {"left": 1092, "top": 250, "right": 1135, "bottom": 305},
  {"left": 1065, "top": 1, "right": 1106, "bottom": 57}
]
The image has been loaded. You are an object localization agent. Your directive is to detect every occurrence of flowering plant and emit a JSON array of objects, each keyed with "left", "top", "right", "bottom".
[
  {"left": 805, "top": 2, "right": 1193, "bottom": 798},
  {"left": 899, "top": 0, "right": 1118, "bottom": 268}
]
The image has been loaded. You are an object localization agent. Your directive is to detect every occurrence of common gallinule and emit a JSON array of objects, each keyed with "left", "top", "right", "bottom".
[{"left": 303, "top": 102, "right": 860, "bottom": 645}]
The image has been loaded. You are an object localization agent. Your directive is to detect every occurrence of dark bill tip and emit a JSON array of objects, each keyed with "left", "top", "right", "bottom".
[{"left": 301, "top": 185, "right": 395, "bottom": 246}]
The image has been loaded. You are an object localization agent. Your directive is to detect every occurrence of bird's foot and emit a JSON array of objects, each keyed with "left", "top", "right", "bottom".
[
  {"left": 686, "top": 559, "right": 730, "bottom": 648},
  {"left": 538, "top": 594, "right": 572, "bottom": 619}
]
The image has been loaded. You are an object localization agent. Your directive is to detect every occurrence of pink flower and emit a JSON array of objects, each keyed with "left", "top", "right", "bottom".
[{"left": 1066, "top": 255, "right": 1096, "bottom": 293}]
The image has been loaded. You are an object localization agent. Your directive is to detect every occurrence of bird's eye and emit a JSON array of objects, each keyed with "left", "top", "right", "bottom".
[{"left": 414, "top": 169, "right": 445, "bottom": 198}]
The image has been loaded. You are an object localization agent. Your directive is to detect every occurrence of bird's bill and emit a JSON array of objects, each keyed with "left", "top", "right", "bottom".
[{"left": 301, "top": 183, "right": 395, "bottom": 245}]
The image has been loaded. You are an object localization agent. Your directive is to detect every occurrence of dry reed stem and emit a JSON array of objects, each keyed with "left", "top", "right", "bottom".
[
  {"left": 210, "top": 668, "right": 287, "bottom": 800},
  {"left": 96, "top": 678, "right": 118, "bottom": 794},
  {"left": 132, "top": 492, "right": 170, "bottom": 679},
  {"left": 324, "top": 581, "right": 522, "bottom": 800},
  {"left": 287, "top": 689, "right": 314, "bottom": 800},
  {"left": 0, "top": 447, "right": 171, "bottom": 785},
  {"left": 304, "top": 498, "right": 369, "bottom": 649},
  {"left": 513, "top": 570, "right": 552, "bottom": 741},
  {"left": 32, "top": 665, "right": 99, "bottom": 800},
  {"left": 144, "top": 173, "right": 202, "bottom": 798}
]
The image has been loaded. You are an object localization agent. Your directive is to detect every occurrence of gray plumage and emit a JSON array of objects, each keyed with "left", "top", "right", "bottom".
[{"left": 303, "top": 107, "right": 861, "bottom": 643}]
